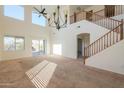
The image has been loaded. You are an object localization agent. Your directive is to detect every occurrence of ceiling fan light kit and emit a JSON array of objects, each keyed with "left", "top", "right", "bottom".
[{"left": 33, "top": 5, "right": 68, "bottom": 30}]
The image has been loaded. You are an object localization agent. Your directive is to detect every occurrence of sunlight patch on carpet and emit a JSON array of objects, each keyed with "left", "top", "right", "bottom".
[{"left": 25, "top": 60, "right": 57, "bottom": 88}]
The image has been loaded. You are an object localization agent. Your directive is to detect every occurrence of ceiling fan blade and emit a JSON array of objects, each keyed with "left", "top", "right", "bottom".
[
  {"left": 41, "top": 8, "right": 45, "bottom": 13},
  {"left": 32, "top": 11, "right": 39, "bottom": 14},
  {"left": 43, "top": 12, "right": 47, "bottom": 15},
  {"left": 43, "top": 15, "right": 47, "bottom": 19},
  {"left": 39, "top": 15, "right": 41, "bottom": 17},
  {"left": 33, "top": 7, "right": 40, "bottom": 13}
]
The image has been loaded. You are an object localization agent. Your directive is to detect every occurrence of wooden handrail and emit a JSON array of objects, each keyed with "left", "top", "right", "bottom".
[
  {"left": 86, "top": 23, "right": 122, "bottom": 48},
  {"left": 85, "top": 10, "right": 121, "bottom": 23},
  {"left": 84, "top": 20, "right": 123, "bottom": 61}
]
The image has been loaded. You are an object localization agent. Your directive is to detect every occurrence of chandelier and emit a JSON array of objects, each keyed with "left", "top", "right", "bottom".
[{"left": 47, "top": 6, "right": 68, "bottom": 30}]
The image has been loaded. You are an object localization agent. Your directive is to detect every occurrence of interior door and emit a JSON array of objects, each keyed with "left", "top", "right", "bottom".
[
  {"left": 105, "top": 5, "right": 115, "bottom": 17},
  {"left": 77, "top": 38, "right": 82, "bottom": 58}
]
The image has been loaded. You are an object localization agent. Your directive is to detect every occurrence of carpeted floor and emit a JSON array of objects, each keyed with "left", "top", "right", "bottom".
[{"left": 0, "top": 55, "right": 124, "bottom": 88}]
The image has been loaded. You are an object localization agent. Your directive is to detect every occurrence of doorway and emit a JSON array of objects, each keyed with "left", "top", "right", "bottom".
[
  {"left": 77, "top": 38, "right": 82, "bottom": 58},
  {"left": 77, "top": 33, "right": 90, "bottom": 59},
  {"left": 105, "top": 5, "right": 115, "bottom": 17},
  {"left": 32, "top": 40, "right": 46, "bottom": 56}
]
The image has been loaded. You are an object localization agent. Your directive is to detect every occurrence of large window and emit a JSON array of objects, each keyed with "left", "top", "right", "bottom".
[
  {"left": 4, "top": 36, "right": 25, "bottom": 51},
  {"left": 15, "top": 37, "right": 25, "bottom": 50},
  {"left": 4, "top": 5, "right": 24, "bottom": 20},
  {"left": 32, "top": 40, "right": 46, "bottom": 56},
  {"left": 4, "top": 37, "right": 15, "bottom": 51},
  {"left": 32, "top": 40, "right": 40, "bottom": 52},
  {"left": 32, "top": 12, "right": 46, "bottom": 26}
]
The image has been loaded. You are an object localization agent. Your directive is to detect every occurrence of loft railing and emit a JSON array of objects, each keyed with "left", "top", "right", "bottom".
[
  {"left": 70, "top": 5, "right": 123, "bottom": 30},
  {"left": 70, "top": 10, "right": 121, "bottom": 30},
  {"left": 95, "top": 5, "right": 124, "bottom": 17},
  {"left": 86, "top": 11, "right": 121, "bottom": 30},
  {"left": 84, "top": 19, "right": 123, "bottom": 64}
]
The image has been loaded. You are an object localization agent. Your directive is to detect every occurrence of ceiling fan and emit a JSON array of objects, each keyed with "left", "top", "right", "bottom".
[{"left": 33, "top": 5, "right": 47, "bottom": 18}]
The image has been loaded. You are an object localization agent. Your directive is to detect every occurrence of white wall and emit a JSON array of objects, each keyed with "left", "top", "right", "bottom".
[
  {"left": 51, "top": 20, "right": 109, "bottom": 59},
  {"left": 0, "top": 5, "right": 51, "bottom": 61},
  {"left": 86, "top": 39, "right": 124, "bottom": 75}
]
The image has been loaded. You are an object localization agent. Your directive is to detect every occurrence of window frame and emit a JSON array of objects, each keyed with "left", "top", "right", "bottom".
[
  {"left": 4, "top": 35, "right": 25, "bottom": 51},
  {"left": 32, "top": 11, "right": 46, "bottom": 27},
  {"left": 32, "top": 40, "right": 46, "bottom": 54},
  {"left": 15, "top": 36, "right": 25, "bottom": 51},
  {"left": 4, "top": 5, "right": 25, "bottom": 21}
]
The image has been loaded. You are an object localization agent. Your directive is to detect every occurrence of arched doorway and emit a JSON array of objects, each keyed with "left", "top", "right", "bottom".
[{"left": 77, "top": 33, "right": 90, "bottom": 59}]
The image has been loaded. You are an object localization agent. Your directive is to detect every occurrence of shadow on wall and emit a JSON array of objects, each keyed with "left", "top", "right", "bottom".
[{"left": 53, "top": 44, "right": 62, "bottom": 55}]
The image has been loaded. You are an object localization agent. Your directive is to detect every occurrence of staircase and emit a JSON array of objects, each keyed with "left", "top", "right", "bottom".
[
  {"left": 70, "top": 5, "right": 124, "bottom": 64},
  {"left": 84, "top": 21, "right": 123, "bottom": 63}
]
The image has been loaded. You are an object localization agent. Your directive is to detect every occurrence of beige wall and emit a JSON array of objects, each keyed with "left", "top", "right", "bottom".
[
  {"left": 0, "top": 5, "right": 51, "bottom": 61},
  {"left": 51, "top": 20, "right": 109, "bottom": 59},
  {"left": 86, "top": 39, "right": 124, "bottom": 75}
]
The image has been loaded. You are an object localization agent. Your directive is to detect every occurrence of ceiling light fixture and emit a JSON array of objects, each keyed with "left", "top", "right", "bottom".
[{"left": 47, "top": 5, "right": 68, "bottom": 30}]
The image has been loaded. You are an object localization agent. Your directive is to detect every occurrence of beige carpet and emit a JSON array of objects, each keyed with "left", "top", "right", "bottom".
[{"left": 0, "top": 55, "right": 124, "bottom": 88}]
